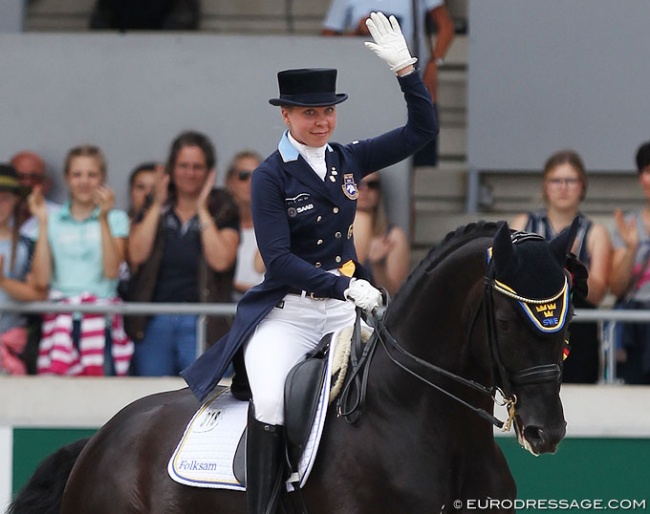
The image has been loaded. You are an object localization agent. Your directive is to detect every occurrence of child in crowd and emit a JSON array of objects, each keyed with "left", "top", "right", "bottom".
[{"left": 29, "top": 145, "right": 133, "bottom": 376}]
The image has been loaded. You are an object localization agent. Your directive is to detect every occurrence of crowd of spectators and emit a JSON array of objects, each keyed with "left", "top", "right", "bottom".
[
  {"left": 4, "top": 135, "right": 650, "bottom": 385},
  {"left": 0, "top": 130, "right": 419, "bottom": 379},
  {"left": 0, "top": 133, "right": 249, "bottom": 378}
]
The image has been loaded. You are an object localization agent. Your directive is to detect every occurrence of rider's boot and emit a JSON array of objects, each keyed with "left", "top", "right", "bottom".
[{"left": 246, "top": 406, "right": 285, "bottom": 514}]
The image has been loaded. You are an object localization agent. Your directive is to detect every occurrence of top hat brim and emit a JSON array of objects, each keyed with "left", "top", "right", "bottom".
[{"left": 269, "top": 93, "right": 348, "bottom": 107}]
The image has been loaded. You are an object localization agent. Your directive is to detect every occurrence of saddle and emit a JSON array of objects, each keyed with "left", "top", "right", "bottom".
[
  {"left": 232, "top": 333, "right": 333, "bottom": 485},
  {"left": 169, "top": 321, "right": 374, "bottom": 491},
  {"left": 284, "top": 333, "right": 332, "bottom": 472}
]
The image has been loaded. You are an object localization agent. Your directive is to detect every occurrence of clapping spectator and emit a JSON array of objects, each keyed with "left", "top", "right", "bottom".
[
  {"left": 29, "top": 145, "right": 133, "bottom": 376},
  {"left": 609, "top": 140, "right": 650, "bottom": 384},
  {"left": 10, "top": 151, "right": 61, "bottom": 240},
  {"left": 0, "top": 164, "right": 47, "bottom": 375},
  {"left": 226, "top": 150, "right": 265, "bottom": 301},
  {"left": 9, "top": 151, "right": 61, "bottom": 373},
  {"left": 127, "top": 130, "right": 239, "bottom": 376}
]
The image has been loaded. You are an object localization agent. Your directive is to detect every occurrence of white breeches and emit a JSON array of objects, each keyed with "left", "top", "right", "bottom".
[{"left": 244, "top": 293, "right": 356, "bottom": 425}]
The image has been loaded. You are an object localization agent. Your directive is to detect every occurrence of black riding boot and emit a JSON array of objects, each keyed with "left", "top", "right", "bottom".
[{"left": 246, "top": 410, "right": 285, "bottom": 514}]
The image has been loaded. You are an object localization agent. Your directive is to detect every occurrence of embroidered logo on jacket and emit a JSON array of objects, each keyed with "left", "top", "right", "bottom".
[
  {"left": 342, "top": 174, "right": 359, "bottom": 200},
  {"left": 286, "top": 193, "right": 313, "bottom": 217},
  {"left": 289, "top": 203, "right": 314, "bottom": 217}
]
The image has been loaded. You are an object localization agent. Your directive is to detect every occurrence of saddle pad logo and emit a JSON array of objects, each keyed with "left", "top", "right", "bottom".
[
  {"left": 194, "top": 408, "right": 223, "bottom": 433},
  {"left": 342, "top": 174, "right": 359, "bottom": 200}
]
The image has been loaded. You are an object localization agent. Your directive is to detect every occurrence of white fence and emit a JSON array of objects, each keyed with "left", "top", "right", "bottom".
[{"left": 2, "top": 302, "right": 645, "bottom": 384}]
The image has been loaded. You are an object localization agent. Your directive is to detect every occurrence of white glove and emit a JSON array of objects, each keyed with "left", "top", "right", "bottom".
[
  {"left": 363, "top": 11, "right": 418, "bottom": 73},
  {"left": 344, "top": 278, "right": 383, "bottom": 314}
]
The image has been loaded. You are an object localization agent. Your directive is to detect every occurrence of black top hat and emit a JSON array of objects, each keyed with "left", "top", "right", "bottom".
[
  {"left": 269, "top": 68, "right": 348, "bottom": 107},
  {"left": 0, "top": 164, "right": 21, "bottom": 194}
]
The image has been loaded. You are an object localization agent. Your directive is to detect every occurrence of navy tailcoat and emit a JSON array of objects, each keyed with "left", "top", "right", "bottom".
[{"left": 182, "top": 71, "right": 438, "bottom": 401}]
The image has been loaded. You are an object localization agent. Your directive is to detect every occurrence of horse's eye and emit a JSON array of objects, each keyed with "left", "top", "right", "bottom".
[{"left": 497, "top": 319, "right": 509, "bottom": 331}]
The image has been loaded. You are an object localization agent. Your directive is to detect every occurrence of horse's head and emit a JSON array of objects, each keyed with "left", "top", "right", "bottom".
[{"left": 488, "top": 219, "right": 584, "bottom": 455}]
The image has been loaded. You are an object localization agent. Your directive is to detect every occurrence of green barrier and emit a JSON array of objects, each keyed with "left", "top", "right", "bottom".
[
  {"left": 11, "top": 430, "right": 650, "bottom": 510},
  {"left": 497, "top": 438, "right": 650, "bottom": 512},
  {"left": 12, "top": 428, "right": 96, "bottom": 496}
]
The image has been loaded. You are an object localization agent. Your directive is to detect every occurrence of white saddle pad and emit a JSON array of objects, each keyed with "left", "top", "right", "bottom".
[{"left": 168, "top": 329, "right": 341, "bottom": 491}]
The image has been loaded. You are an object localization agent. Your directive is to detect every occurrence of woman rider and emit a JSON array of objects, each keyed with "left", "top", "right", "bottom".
[{"left": 182, "top": 12, "right": 438, "bottom": 513}]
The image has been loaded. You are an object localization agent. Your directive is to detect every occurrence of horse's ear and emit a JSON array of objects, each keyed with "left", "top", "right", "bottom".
[
  {"left": 492, "top": 221, "right": 514, "bottom": 275},
  {"left": 549, "top": 216, "right": 579, "bottom": 263}
]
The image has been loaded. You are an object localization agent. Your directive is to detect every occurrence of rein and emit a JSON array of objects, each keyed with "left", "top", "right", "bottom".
[{"left": 337, "top": 270, "right": 564, "bottom": 430}]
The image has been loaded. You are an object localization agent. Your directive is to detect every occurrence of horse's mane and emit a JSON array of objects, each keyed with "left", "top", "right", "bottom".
[{"left": 388, "top": 221, "right": 500, "bottom": 317}]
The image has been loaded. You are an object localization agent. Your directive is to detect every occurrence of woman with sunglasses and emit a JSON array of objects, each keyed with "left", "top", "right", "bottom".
[
  {"left": 226, "top": 150, "right": 265, "bottom": 301},
  {"left": 183, "top": 12, "right": 437, "bottom": 514},
  {"left": 511, "top": 149, "right": 611, "bottom": 383},
  {"left": 0, "top": 164, "right": 47, "bottom": 375},
  {"left": 354, "top": 171, "right": 410, "bottom": 296}
]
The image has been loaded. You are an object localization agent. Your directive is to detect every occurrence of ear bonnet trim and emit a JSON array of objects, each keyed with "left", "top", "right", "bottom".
[{"left": 493, "top": 276, "right": 570, "bottom": 333}]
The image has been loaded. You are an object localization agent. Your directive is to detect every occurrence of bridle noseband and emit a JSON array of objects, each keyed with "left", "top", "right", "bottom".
[{"left": 481, "top": 264, "right": 564, "bottom": 426}]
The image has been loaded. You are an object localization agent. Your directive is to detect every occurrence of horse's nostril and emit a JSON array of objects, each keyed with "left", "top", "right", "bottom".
[{"left": 523, "top": 426, "right": 545, "bottom": 444}]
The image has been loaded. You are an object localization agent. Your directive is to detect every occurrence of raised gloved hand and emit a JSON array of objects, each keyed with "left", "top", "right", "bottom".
[
  {"left": 344, "top": 278, "right": 383, "bottom": 314},
  {"left": 364, "top": 11, "right": 418, "bottom": 73}
]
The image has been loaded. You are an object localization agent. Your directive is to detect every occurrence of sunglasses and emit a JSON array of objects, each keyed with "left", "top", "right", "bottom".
[
  {"left": 237, "top": 170, "right": 253, "bottom": 181},
  {"left": 18, "top": 171, "right": 45, "bottom": 183},
  {"left": 361, "top": 180, "right": 381, "bottom": 190}
]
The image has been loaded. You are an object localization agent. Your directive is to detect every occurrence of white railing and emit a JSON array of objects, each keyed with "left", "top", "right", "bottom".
[
  {"left": 2, "top": 303, "right": 644, "bottom": 384},
  {"left": 2, "top": 301, "right": 238, "bottom": 364}
]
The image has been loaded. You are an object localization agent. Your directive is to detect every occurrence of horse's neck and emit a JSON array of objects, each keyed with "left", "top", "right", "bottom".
[{"left": 369, "top": 253, "right": 495, "bottom": 425}]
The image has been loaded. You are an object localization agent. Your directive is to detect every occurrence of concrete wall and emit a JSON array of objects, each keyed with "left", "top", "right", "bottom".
[
  {"left": 0, "top": 0, "right": 24, "bottom": 32},
  {"left": 2, "top": 379, "right": 649, "bottom": 510},
  {"left": 468, "top": 0, "right": 650, "bottom": 172},
  {"left": 0, "top": 33, "right": 412, "bottom": 231}
]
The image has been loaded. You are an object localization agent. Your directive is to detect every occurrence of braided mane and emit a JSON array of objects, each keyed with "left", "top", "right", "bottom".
[{"left": 388, "top": 221, "right": 500, "bottom": 317}]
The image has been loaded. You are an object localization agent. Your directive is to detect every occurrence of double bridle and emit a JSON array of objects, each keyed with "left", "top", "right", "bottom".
[{"left": 337, "top": 268, "right": 565, "bottom": 431}]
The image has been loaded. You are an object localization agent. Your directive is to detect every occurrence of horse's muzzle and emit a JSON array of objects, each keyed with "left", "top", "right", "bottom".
[{"left": 516, "top": 416, "right": 567, "bottom": 455}]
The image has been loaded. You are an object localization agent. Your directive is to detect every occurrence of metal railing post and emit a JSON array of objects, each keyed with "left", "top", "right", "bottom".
[{"left": 196, "top": 315, "right": 207, "bottom": 356}]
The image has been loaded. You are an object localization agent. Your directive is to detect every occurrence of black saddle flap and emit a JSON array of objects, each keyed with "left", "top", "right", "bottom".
[{"left": 283, "top": 333, "right": 331, "bottom": 471}]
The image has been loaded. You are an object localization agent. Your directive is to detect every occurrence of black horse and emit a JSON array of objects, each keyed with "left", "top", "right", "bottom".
[{"left": 9, "top": 221, "right": 582, "bottom": 514}]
